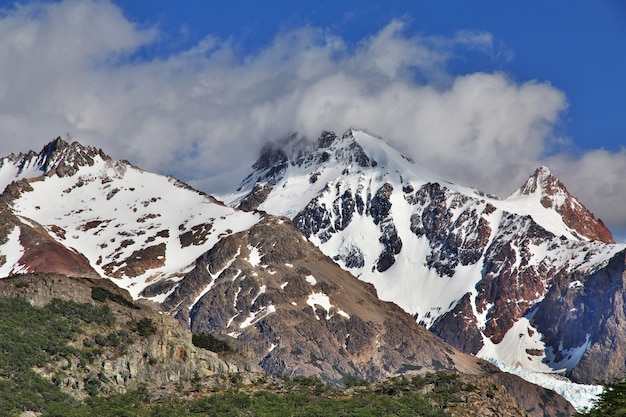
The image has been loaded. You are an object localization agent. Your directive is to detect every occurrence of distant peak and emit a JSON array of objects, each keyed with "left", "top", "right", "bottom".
[
  {"left": 515, "top": 166, "right": 615, "bottom": 243},
  {"left": 534, "top": 165, "right": 552, "bottom": 180},
  {"left": 46, "top": 136, "right": 69, "bottom": 150},
  {"left": 518, "top": 166, "right": 560, "bottom": 196}
]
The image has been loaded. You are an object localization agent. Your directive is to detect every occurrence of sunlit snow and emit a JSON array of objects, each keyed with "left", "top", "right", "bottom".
[
  {"left": 0, "top": 227, "right": 24, "bottom": 277},
  {"left": 247, "top": 244, "right": 263, "bottom": 267},
  {"left": 8, "top": 155, "right": 261, "bottom": 298}
]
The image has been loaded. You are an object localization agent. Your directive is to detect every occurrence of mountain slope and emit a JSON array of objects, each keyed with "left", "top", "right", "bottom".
[
  {"left": 159, "top": 215, "right": 487, "bottom": 381},
  {"left": 0, "top": 138, "right": 261, "bottom": 298},
  {"left": 224, "top": 129, "right": 626, "bottom": 388}
]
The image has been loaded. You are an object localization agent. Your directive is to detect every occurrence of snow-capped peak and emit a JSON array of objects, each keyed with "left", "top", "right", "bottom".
[
  {"left": 0, "top": 137, "right": 111, "bottom": 193},
  {"left": 0, "top": 138, "right": 262, "bottom": 299},
  {"left": 224, "top": 129, "right": 469, "bottom": 215},
  {"left": 507, "top": 166, "right": 614, "bottom": 243},
  {"left": 512, "top": 165, "right": 570, "bottom": 204}
]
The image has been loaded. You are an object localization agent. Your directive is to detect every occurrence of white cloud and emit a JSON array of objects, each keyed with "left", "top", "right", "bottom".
[{"left": 0, "top": 0, "right": 624, "bottom": 236}]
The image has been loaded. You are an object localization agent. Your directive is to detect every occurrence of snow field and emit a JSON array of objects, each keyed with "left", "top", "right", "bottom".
[
  {"left": 0, "top": 227, "right": 25, "bottom": 276},
  {"left": 9, "top": 156, "right": 260, "bottom": 298}
]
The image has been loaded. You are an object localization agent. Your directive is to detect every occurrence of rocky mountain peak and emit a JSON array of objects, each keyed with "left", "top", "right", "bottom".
[
  {"left": 37, "top": 136, "right": 111, "bottom": 178},
  {"left": 518, "top": 166, "right": 568, "bottom": 200},
  {"left": 233, "top": 129, "right": 404, "bottom": 212},
  {"left": 514, "top": 166, "right": 614, "bottom": 243},
  {"left": 0, "top": 137, "right": 113, "bottom": 193}
]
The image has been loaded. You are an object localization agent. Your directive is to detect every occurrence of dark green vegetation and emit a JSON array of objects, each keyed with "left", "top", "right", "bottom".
[
  {"left": 91, "top": 285, "right": 139, "bottom": 309},
  {"left": 192, "top": 332, "right": 232, "bottom": 352},
  {"left": 0, "top": 296, "right": 114, "bottom": 416},
  {"left": 38, "top": 374, "right": 463, "bottom": 417},
  {"left": 0, "top": 295, "right": 168, "bottom": 416},
  {"left": 576, "top": 379, "right": 626, "bottom": 416}
]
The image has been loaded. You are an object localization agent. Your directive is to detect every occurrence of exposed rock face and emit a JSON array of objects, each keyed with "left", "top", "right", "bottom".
[
  {"left": 409, "top": 182, "right": 493, "bottom": 278},
  {"left": 530, "top": 250, "right": 626, "bottom": 384},
  {"left": 37, "top": 137, "right": 112, "bottom": 178},
  {"left": 488, "top": 371, "right": 576, "bottom": 417},
  {"left": 159, "top": 215, "right": 486, "bottom": 382},
  {"left": 0, "top": 273, "right": 261, "bottom": 399},
  {"left": 0, "top": 137, "right": 111, "bottom": 190},
  {"left": 0, "top": 189, "right": 99, "bottom": 278},
  {"left": 16, "top": 220, "right": 100, "bottom": 278},
  {"left": 154, "top": 215, "right": 576, "bottom": 416}
]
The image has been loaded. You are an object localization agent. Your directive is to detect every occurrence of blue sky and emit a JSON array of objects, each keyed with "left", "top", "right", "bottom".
[{"left": 0, "top": 0, "right": 625, "bottom": 235}]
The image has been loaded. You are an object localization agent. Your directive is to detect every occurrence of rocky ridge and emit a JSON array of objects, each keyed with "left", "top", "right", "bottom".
[
  {"left": 157, "top": 215, "right": 487, "bottom": 382},
  {"left": 153, "top": 214, "right": 575, "bottom": 416}
]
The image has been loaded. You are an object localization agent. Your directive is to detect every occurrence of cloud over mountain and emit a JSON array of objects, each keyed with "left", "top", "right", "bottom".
[{"left": 0, "top": 0, "right": 623, "bottom": 234}]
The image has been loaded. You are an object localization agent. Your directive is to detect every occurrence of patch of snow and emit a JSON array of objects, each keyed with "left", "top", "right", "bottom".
[
  {"left": 189, "top": 247, "right": 241, "bottom": 310},
  {"left": 239, "top": 304, "right": 276, "bottom": 329},
  {"left": 544, "top": 334, "right": 592, "bottom": 372},
  {"left": 305, "top": 275, "right": 317, "bottom": 286},
  {"left": 233, "top": 287, "right": 242, "bottom": 307},
  {"left": 337, "top": 309, "right": 350, "bottom": 319},
  {"left": 280, "top": 282, "right": 288, "bottom": 289},
  {"left": 227, "top": 313, "right": 239, "bottom": 328},
  {"left": 307, "top": 292, "right": 333, "bottom": 320},
  {"left": 231, "top": 269, "right": 242, "bottom": 281},
  {"left": 247, "top": 244, "right": 263, "bottom": 266},
  {"left": 144, "top": 284, "right": 178, "bottom": 304},
  {"left": 251, "top": 285, "right": 266, "bottom": 305},
  {"left": 477, "top": 313, "right": 599, "bottom": 411},
  {"left": 0, "top": 227, "right": 24, "bottom": 277},
  {"left": 477, "top": 311, "right": 554, "bottom": 373}
]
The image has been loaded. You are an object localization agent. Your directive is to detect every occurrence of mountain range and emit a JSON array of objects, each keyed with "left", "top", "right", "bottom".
[
  {"left": 2, "top": 131, "right": 623, "bottom": 415},
  {"left": 222, "top": 129, "right": 626, "bottom": 386}
]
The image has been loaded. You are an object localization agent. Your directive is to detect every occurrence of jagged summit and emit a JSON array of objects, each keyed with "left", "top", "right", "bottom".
[
  {"left": 240, "top": 129, "right": 381, "bottom": 189},
  {"left": 227, "top": 130, "right": 611, "bottom": 244},
  {"left": 0, "top": 137, "right": 111, "bottom": 193},
  {"left": 517, "top": 166, "right": 555, "bottom": 195},
  {"left": 227, "top": 129, "right": 452, "bottom": 216},
  {"left": 509, "top": 165, "right": 614, "bottom": 243},
  {"left": 37, "top": 136, "right": 111, "bottom": 177}
]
